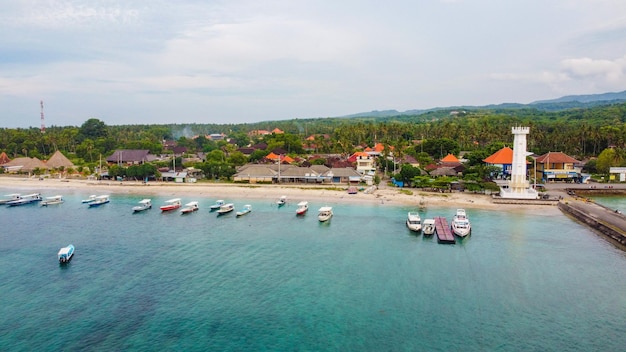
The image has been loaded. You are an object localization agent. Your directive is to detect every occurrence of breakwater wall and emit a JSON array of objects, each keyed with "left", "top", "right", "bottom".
[{"left": 558, "top": 202, "right": 626, "bottom": 247}]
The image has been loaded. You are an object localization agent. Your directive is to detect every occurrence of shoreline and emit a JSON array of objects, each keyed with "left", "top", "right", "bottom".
[{"left": 0, "top": 176, "right": 561, "bottom": 214}]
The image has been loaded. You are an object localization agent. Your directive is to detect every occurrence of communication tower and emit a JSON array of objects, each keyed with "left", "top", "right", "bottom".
[{"left": 40, "top": 100, "right": 46, "bottom": 134}]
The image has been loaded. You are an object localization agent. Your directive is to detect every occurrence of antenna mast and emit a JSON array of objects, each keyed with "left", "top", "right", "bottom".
[{"left": 40, "top": 100, "right": 46, "bottom": 134}]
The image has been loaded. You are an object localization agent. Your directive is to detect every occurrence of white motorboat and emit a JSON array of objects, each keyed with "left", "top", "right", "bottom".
[
  {"left": 276, "top": 195, "right": 287, "bottom": 206},
  {"left": 236, "top": 204, "right": 252, "bottom": 217},
  {"left": 81, "top": 195, "right": 97, "bottom": 204},
  {"left": 0, "top": 193, "right": 21, "bottom": 205},
  {"left": 160, "top": 198, "right": 182, "bottom": 212},
  {"left": 180, "top": 201, "right": 199, "bottom": 214},
  {"left": 132, "top": 199, "right": 152, "bottom": 212},
  {"left": 422, "top": 219, "right": 436, "bottom": 236},
  {"left": 217, "top": 203, "right": 235, "bottom": 215},
  {"left": 296, "top": 201, "right": 309, "bottom": 215},
  {"left": 318, "top": 206, "right": 333, "bottom": 222},
  {"left": 88, "top": 195, "right": 110, "bottom": 207},
  {"left": 6, "top": 193, "right": 42, "bottom": 206},
  {"left": 406, "top": 212, "right": 422, "bottom": 232},
  {"left": 58, "top": 244, "right": 75, "bottom": 264},
  {"left": 41, "top": 195, "right": 64, "bottom": 206},
  {"left": 451, "top": 209, "right": 471, "bottom": 237},
  {"left": 210, "top": 199, "right": 225, "bottom": 211}
]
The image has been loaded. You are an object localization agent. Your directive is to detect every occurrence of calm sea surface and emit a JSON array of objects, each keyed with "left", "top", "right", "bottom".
[{"left": 1, "top": 187, "right": 625, "bottom": 351}]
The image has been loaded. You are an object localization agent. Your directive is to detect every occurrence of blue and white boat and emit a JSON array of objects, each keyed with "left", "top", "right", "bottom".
[
  {"left": 88, "top": 195, "right": 110, "bottom": 207},
  {"left": 236, "top": 204, "right": 252, "bottom": 217},
  {"left": 132, "top": 199, "right": 152, "bottom": 213},
  {"left": 81, "top": 195, "right": 97, "bottom": 204},
  {"left": 41, "top": 195, "right": 64, "bottom": 206},
  {"left": 0, "top": 193, "right": 21, "bottom": 205},
  {"left": 210, "top": 199, "right": 225, "bottom": 211},
  {"left": 58, "top": 244, "right": 75, "bottom": 264},
  {"left": 6, "top": 193, "right": 42, "bottom": 206}
]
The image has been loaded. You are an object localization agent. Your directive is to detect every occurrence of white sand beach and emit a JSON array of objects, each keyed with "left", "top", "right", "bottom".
[{"left": 0, "top": 175, "right": 562, "bottom": 215}]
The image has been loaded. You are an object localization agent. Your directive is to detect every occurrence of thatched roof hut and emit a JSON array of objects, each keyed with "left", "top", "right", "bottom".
[
  {"left": 46, "top": 150, "right": 75, "bottom": 169},
  {"left": 2, "top": 157, "right": 48, "bottom": 172}
]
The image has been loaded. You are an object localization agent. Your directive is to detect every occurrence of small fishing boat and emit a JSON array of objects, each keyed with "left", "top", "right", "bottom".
[
  {"left": 296, "top": 201, "right": 309, "bottom": 215},
  {"left": 132, "top": 199, "right": 152, "bottom": 212},
  {"left": 0, "top": 193, "right": 21, "bottom": 205},
  {"left": 406, "top": 212, "right": 422, "bottom": 232},
  {"left": 81, "top": 195, "right": 97, "bottom": 204},
  {"left": 236, "top": 204, "right": 252, "bottom": 217},
  {"left": 6, "top": 193, "right": 42, "bottom": 206},
  {"left": 88, "top": 195, "right": 110, "bottom": 207},
  {"left": 422, "top": 219, "right": 436, "bottom": 236},
  {"left": 318, "top": 206, "right": 333, "bottom": 222},
  {"left": 217, "top": 203, "right": 235, "bottom": 215},
  {"left": 58, "top": 244, "right": 75, "bottom": 264},
  {"left": 41, "top": 195, "right": 64, "bottom": 206},
  {"left": 276, "top": 195, "right": 287, "bottom": 206},
  {"left": 210, "top": 199, "right": 225, "bottom": 211},
  {"left": 180, "top": 201, "right": 199, "bottom": 214},
  {"left": 160, "top": 198, "right": 182, "bottom": 212}
]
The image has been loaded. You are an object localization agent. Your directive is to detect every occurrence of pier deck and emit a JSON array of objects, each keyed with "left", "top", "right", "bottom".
[{"left": 435, "top": 217, "right": 455, "bottom": 244}]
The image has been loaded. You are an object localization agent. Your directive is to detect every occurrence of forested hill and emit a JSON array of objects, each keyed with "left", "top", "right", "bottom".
[{"left": 340, "top": 90, "right": 626, "bottom": 118}]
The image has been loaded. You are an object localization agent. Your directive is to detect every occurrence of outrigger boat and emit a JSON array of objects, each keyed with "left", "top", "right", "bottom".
[
  {"left": 41, "top": 195, "right": 64, "bottom": 206},
  {"left": 217, "top": 203, "right": 235, "bottom": 215},
  {"left": 132, "top": 199, "right": 152, "bottom": 213},
  {"left": 276, "top": 195, "right": 287, "bottom": 206},
  {"left": 296, "top": 201, "right": 309, "bottom": 215},
  {"left": 160, "top": 198, "right": 182, "bottom": 212},
  {"left": 7, "top": 193, "right": 42, "bottom": 206},
  {"left": 180, "top": 201, "right": 199, "bottom": 214},
  {"left": 318, "top": 206, "right": 333, "bottom": 222},
  {"left": 210, "top": 199, "right": 225, "bottom": 211},
  {"left": 81, "top": 195, "right": 97, "bottom": 204},
  {"left": 88, "top": 195, "right": 110, "bottom": 207},
  {"left": 0, "top": 193, "right": 21, "bottom": 205}
]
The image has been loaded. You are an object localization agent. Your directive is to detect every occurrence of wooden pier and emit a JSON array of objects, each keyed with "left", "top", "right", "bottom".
[{"left": 434, "top": 217, "right": 455, "bottom": 244}]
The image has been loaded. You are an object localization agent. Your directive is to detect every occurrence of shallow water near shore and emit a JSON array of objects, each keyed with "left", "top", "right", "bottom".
[{"left": 1, "top": 190, "right": 626, "bottom": 351}]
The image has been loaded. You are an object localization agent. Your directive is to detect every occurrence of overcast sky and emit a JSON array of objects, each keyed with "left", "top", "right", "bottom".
[{"left": 1, "top": 0, "right": 625, "bottom": 128}]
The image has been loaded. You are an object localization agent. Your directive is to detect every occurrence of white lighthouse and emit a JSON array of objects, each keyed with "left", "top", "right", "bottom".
[{"left": 500, "top": 127, "right": 539, "bottom": 199}]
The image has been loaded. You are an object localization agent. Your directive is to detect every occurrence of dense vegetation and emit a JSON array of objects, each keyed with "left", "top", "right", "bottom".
[{"left": 1, "top": 102, "right": 626, "bottom": 179}]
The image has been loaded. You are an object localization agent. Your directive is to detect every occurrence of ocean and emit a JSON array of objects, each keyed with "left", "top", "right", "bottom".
[{"left": 1, "top": 189, "right": 625, "bottom": 351}]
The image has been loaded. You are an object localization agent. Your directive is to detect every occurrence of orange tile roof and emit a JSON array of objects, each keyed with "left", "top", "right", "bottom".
[
  {"left": 272, "top": 128, "right": 284, "bottom": 134},
  {"left": 536, "top": 152, "right": 580, "bottom": 164},
  {"left": 441, "top": 153, "right": 459, "bottom": 162},
  {"left": 483, "top": 147, "right": 513, "bottom": 164}
]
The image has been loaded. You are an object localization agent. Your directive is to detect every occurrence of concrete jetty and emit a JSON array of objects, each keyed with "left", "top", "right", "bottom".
[{"left": 557, "top": 195, "right": 626, "bottom": 247}]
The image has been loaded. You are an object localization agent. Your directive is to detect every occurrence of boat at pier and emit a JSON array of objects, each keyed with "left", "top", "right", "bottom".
[
  {"left": 0, "top": 193, "right": 21, "bottom": 205},
  {"left": 451, "top": 209, "right": 471, "bottom": 237},
  {"left": 422, "top": 219, "right": 436, "bottom": 236},
  {"left": 406, "top": 212, "right": 422, "bottom": 232},
  {"left": 6, "top": 193, "right": 42, "bottom": 206}
]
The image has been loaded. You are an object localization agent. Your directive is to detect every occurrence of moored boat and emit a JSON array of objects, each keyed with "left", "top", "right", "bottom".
[
  {"left": 296, "top": 201, "right": 309, "bottom": 215},
  {"left": 0, "top": 193, "right": 21, "bottom": 205},
  {"left": 406, "top": 212, "right": 422, "bottom": 232},
  {"left": 422, "top": 219, "right": 436, "bottom": 236},
  {"left": 41, "top": 195, "right": 64, "bottom": 206},
  {"left": 88, "top": 195, "right": 110, "bottom": 207},
  {"left": 217, "top": 203, "right": 235, "bottom": 215},
  {"left": 451, "top": 208, "right": 471, "bottom": 237},
  {"left": 132, "top": 199, "right": 152, "bottom": 212},
  {"left": 180, "top": 201, "right": 200, "bottom": 214},
  {"left": 209, "top": 199, "right": 225, "bottom": 211},
  {"left": 236, "top": 204, "right": 252, "bottom": 217},
  {"left": 81, "top": 195, "right": 97, "bottom": 204},
  {"left": 6, "top": 193, "right": 42, "bottom": 206},
  {"left": 318, "top": 206, "right": 333, "bottom": 222},
  {"left": 160, "top": 198, "right": 182, "bottom": 212},
  {"left": 276, "top": 195, "right": 287, "bottom": 206},
  {"left": 58, "top": 244, "right": 75, "bottom": 264}
]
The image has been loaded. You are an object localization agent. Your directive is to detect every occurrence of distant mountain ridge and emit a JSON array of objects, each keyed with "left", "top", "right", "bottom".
[{"left": 339, "top": 90, "right": 626, "bottom": 118}]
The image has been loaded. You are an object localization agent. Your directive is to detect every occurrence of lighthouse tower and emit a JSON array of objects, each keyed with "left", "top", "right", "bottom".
[{"left": 500, "top": 127, "right": 538, "bottom": 199}]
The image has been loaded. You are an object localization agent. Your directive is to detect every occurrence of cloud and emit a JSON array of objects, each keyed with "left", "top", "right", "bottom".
[{"left": 561, "top": 56, "right": 626, "bottom": 82}]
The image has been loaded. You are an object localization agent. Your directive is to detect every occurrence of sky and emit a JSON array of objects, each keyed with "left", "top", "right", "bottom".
[{"left": 1, "top": 0, "right": 625, "bottom": 128}]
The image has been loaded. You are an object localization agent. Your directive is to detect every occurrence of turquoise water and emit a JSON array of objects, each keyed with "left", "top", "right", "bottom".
[{"left": 1, "top": 188, "right": 626, "bottom": 351}]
